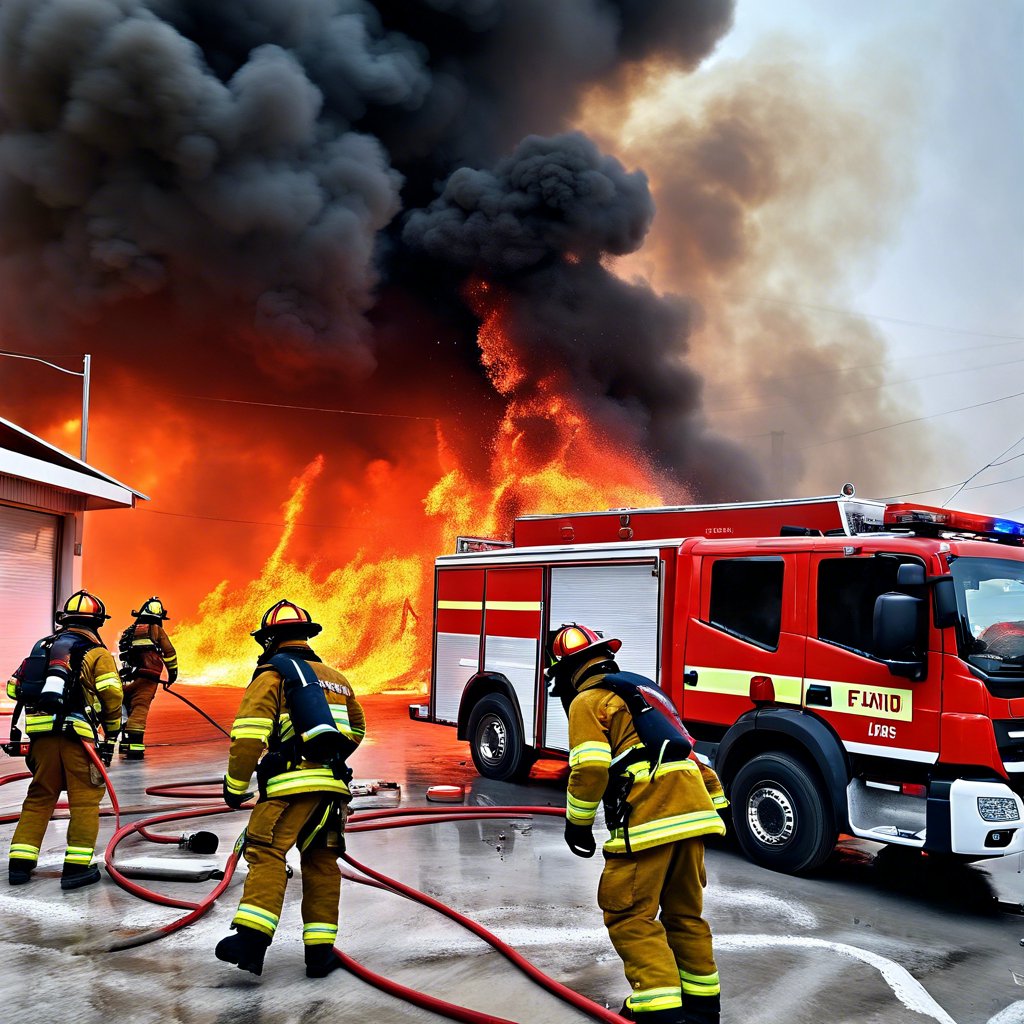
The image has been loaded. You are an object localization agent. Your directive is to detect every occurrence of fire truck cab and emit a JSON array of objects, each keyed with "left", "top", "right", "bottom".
[{"left": 410, "top": 487, "right": 1024, "bottom": 874}]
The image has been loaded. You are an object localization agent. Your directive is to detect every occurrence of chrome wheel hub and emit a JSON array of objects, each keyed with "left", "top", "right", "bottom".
[{"left": 747, "top": 784, "right": 796, "bottom": 846}]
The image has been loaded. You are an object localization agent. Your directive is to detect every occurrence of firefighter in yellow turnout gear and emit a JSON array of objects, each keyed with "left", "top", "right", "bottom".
[
  {"left": 216, "top": 600, "right": 366, "bottom": 978},
  {"left": 119, "top": 597, "right": 178, "bottom": 760},
  {"left": 7, "top": 591, "right": 122, "bottom": 890},
  {"left": 551, "top": 625, "right": 727, "bottom": 1024}
]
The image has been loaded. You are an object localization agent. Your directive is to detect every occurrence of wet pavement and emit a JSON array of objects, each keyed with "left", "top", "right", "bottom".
[{"left": 1, "top": 686, "right": 1023, "bottom": 1024}]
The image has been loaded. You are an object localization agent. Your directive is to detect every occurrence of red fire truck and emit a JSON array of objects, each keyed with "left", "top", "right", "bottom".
[{"left": 409, "top": 485, "right": 1024, "bottom": 873}]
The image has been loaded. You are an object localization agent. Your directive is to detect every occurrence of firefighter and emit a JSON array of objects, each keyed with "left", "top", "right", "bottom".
[
  {"left": 550, "top": 624, "right": 728, "bottom": 1024},
  {"left": 215, "top": 599, "right": 366, "bottom": 978},
  {"left": 7, "top": 590, "right": 122, "bottom": 890},
  {"left": 118, "top": 596, "right": 178, "bottom": 760}
]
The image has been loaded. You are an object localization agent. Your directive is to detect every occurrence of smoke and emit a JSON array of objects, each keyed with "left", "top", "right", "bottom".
[
  {"left": 0, "top": 0, "right": 759, "bottom": 499},
  {"left": 577, "top": 46, "right": 932, "bottom": 497}
]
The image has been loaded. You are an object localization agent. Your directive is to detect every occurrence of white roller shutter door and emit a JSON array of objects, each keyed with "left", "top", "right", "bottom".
[
  {"left": 0, "top": 505, "right": 59, "bottom": 678},
  {"left": 544, "top": 561, "right": 662, "bottom": 751}
]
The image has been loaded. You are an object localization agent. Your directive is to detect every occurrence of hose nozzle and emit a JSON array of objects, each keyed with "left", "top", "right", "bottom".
[{"left": 179, "top": 831, "right": 220, "bottom": 855}]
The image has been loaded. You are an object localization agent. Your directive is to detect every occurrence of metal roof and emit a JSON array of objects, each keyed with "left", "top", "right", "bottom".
[{"left": 0, "top": 416, "right": 147, "bottom": 512}]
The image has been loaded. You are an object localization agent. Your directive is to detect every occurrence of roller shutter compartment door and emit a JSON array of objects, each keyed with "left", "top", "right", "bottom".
[{"left": 0, "top": 506, "right": 59, "bottom": 678}]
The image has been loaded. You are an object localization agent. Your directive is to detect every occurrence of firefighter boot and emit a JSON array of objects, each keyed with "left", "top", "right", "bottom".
[
  {"left": 305, "top": 944, "right": 343, "bottom": 978},
  {"left": 8, "top": 860, "right": 33, "bottom": 886},
  {"left": 683, "top": 995, "right": 720, "bottom": 1024},
  {"left": 124, "top": 731, "right": 145, "bottom": 761},
  {"left": 216, "top": 925, "right": 271, "bottom": 976},
  {"left": 61, "top": 864, "right": 101, "bottom": 890},
  {"left": 623, "top": 1010, "right": 685, "bottom": 1024}
]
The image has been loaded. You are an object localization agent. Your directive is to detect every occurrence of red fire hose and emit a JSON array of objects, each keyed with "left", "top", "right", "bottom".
[{"left": 1, "top": 762, "right": 624, "bottom": 1024}]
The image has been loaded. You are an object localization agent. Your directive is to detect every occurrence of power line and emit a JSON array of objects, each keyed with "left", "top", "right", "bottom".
[
  {"left": 708, "top": 353, "right": 1024, "bottom": 416},
  {"left": 118, "top": 382, "right": 440, "bottom": 421},
  {"left": 136, "top": 506, "right": 423, "bottom": 531},
  {"left": 720, "top": 291, "right": 1024, "bottom": 341},
  {"left": 797, "top": 389, "right": 1024, "bottom": 451},
  {"left": 941, "top": 431, "right": 1024, "bottom": 507},
  {"left": 702, "top": 335, "right": 1024, "bottom": 391}
]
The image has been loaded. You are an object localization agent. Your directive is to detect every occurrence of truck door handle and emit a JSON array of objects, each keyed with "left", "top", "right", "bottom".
[{"left": 684, "top": 670, "right": 699, "bottom": 686}]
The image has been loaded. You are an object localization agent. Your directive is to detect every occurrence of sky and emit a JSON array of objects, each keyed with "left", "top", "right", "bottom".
[{"left": 714, "top": 0, "right": 1024, "bottom": 516}]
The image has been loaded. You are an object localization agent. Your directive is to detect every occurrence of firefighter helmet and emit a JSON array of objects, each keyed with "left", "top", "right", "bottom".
[
  {"left": 133, "top": 596, "right": 169, "bottom": 620},
  {"left": 251, "top": 599, "right": 322, "bottom": 647},
  {"left": 551, "top": 623, "right": 621, "bottom": 663},
  {"left": 56, "top": 589, "right": 110, "bottom": 626}
]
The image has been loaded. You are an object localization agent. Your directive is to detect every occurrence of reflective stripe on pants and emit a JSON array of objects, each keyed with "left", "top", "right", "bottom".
[
  {"left": 9, "top": 734, "right": 105, "bottom": 867},
  {"left": 598, "top": 837, "right": 718, "bottom": 1015},
  {"left": 232, "top": 792, "right": 342, "bottom": 940}
]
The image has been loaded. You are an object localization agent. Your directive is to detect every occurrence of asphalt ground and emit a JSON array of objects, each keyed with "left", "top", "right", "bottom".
[{"left": 1, "top": 685, "right": 1023, "bottom": 1024}]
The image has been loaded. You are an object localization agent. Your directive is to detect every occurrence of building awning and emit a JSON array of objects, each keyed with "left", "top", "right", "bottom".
[{"left": 0, "top": 416, "right": 147, "bottom": 513}]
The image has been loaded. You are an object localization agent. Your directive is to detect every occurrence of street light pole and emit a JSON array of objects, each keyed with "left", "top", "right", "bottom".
[
  {"left": 81, "top": 354, "right": 91, "bottom": 462},
  {"left": 0, "top": 349, "right": 92, "bottom": 462}
]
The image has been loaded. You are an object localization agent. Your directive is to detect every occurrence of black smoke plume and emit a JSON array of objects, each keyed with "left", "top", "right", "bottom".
[{"left": 0, "top": 0, "right": 756, "bottom": 496}]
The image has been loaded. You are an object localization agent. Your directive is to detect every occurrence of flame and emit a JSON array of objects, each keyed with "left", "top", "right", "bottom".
[
  {"left": 63, "top": 293, "right": 668, "bottom": 692},
  {"left": 171, "top": 455, "right": 430, "bottom": 688}
]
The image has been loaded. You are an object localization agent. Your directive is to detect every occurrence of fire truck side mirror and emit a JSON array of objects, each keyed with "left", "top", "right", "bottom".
[
  {"left": 896, "top": 563, "right": 925, "bottom": 586},
  {"left": 930, "top": 576, "right": 958, "bottom": 629},
  {"left": 873, "top": 592, "right": 926, "bottom": 680}
]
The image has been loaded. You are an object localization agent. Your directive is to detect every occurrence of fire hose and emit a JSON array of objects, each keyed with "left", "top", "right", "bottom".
[
  {"left": 161, "top": 686, "right": 231, "bottom": 738},
  {"left": 0, "top": 758, "right": 627, "bottom": 1023}
]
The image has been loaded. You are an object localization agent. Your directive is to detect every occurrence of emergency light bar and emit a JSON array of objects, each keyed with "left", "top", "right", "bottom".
[{"left": 884, "top": 504, "right": 1024, "bottom": 543}]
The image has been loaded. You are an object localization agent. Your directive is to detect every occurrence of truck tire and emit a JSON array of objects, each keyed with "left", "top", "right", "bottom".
[
  {"left": 731, "top": 752, "right": 836, "bottom": 874},
  {"left": 467, "top": 694, "right": 532, "bottom": 782}
]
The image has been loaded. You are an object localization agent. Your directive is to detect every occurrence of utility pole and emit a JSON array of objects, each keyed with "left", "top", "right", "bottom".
[{"left": 0, "top": 350, "right": 92, "bottom": 461}]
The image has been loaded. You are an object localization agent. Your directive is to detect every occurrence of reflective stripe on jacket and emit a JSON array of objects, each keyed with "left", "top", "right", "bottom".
[
  {"left": 225, "top": 641, "right": 366, "bottom": 799},
  {"left": 567, "top": 673, "right": 726, "bottom": 854},
  {"left": 17, "top": 628, "right": 122, "bottom": 741}
]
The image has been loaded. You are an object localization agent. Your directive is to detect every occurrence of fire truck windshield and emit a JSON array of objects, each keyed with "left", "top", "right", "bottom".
[{"left": 949, "top": 556, "right": 1024, "bottom": 669}]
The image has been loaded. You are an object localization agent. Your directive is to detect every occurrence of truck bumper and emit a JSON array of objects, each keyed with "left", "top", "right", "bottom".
[
  {"left": 408, "top": 703, "right": 431, "bottom": 722},
  {"left": 950, "top": 778, "right": 1024, "bottom": 855}
]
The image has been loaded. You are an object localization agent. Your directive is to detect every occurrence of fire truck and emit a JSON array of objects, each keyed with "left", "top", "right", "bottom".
[{"left": 409, "top": 485, "right": 1024, "bottom": 874}]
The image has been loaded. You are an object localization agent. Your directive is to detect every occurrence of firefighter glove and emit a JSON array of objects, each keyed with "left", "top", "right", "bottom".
[
  {"left": 98, "top": 740, "right": 116, "bottom": 767},
  {"left": 564, "top": 821, "right": 596, "bottom": 858},
  {"left": 167, "top": 667, "right": 178, "bottom": 686},
  {"left": 222, "top": 777, "right": 249, "bottom": 810}
]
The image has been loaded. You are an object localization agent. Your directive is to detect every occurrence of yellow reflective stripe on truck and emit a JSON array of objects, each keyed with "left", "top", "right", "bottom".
[
  {"left": 804, "top": 679, "right": 913, "bottom": 721},
  {"left": 686, "top": 666, "right": 802, "bottom": 703}
]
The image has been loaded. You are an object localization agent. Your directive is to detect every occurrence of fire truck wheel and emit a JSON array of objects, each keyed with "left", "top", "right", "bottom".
[
  {"left": 730, "top": 752, "right": 836, "bottom": 875},
  {"left": 467, "top": 694, "right": 533, "bottom": 782}
]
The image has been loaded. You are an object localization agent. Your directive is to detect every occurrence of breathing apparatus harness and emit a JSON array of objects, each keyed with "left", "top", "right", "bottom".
[
  {"left": 250, "top": 647, "right": 355, "bottom": 800},
  {"left": 570, "top": 662, "right": 695, "bottom": 855},
  {"left": 118, "top": 620, "right": 161, "bottom": 684},
  {"left": 3, "top": 630, "right": 101, "bottom": 757}
]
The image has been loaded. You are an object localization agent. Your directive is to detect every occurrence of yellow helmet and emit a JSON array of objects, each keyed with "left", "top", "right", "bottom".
[
  {"left": 133, "top": 596, "right": 169, "bottom": 620},
  {"left": 251, "top": 599, "right": 322, "bottom": 648},
  {"left": 56, "top": 589, "right": 110, "bottom": 626}
]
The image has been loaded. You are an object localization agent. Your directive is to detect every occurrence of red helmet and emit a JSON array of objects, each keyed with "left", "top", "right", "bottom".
[
  {"left": 551, "top": 623, "right": 621, "bottom": 663},
  {"left": 56, "top": 589, "right": 110, "bottom": 626},
  {"left": 251, "top": 599, "right": 322, "bottom": 647}
]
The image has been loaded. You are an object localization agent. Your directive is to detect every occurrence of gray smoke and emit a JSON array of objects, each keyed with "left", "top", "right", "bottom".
[{"left": 0, "top": 0, "right": 754, "bottom": 494}]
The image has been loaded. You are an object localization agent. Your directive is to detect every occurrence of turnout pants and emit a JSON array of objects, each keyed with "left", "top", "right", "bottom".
[
  {"left": 599, "top": 837, "right": 720, "bottom": 1022},
  {"left": 9, "top": 735, "right": 105, "bottom": 871},
  {"left": 123, "top": 671, "right": 160, "bottom": 756},
  {"left": 232, "top": 792, "right": 344, "bottom": 947}
]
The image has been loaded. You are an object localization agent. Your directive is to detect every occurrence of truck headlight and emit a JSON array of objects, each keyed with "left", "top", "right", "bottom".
[{"left": 978, "top": 796, "right": 1019, "bottom": 822}]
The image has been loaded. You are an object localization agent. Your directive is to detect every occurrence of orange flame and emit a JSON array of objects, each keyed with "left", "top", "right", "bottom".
[{"left": 96, "top": 294, "right": 667, "bottom": 691}]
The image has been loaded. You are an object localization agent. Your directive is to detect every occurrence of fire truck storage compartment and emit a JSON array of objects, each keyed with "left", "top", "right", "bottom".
[
  {"left": 480, "top": 566, "right": 543, "bottom": 748},
  {"left": 433, "top": 567, "right": 484, "bottom": 726},
  {"left": 544, "top": 560, "right": 662, "bottom": 752}
]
